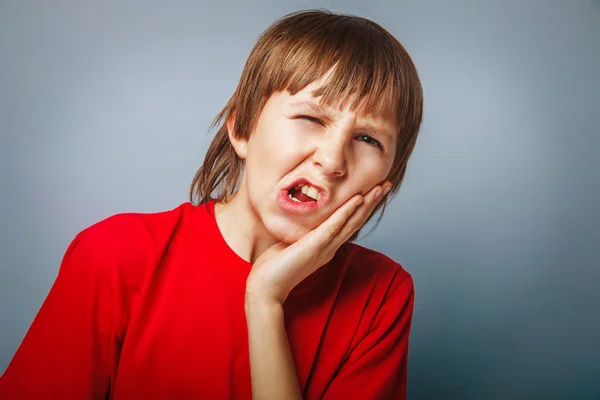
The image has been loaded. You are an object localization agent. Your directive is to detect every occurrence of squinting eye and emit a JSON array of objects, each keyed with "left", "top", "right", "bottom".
[
  {"left": 297, "top": 115, "right": 323, "bottom": 125},
  {"left": 356, "top": 134, "right": 382, "bottom": 149}
]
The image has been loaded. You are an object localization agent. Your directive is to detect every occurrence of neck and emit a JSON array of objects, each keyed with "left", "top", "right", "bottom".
[{"left": 213, "top": 186, "right": 279, "bottom": 264}]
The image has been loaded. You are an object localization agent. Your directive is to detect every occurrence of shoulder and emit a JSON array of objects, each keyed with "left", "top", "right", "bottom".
[
  {"left": 320, "top": 243, "right": 414, "bottom": 357},
  {"left": 60, "top": 202, "right": 194, "bottom": 280},
  {"left": 76, "top": 202, "right": 192, "bottom": 245},
  {"left": 339, "top": 242, "right": 414, "bottom": 298}
]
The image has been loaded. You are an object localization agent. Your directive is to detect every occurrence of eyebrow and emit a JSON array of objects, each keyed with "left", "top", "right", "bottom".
[
  {"left": 289, "top": 100, "right": 328, "bottom": 115},
  {"left": 289, "top": 100, "right": 397, "bottom": 144}
]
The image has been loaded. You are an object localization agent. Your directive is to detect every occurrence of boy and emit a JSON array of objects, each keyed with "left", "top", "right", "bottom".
[{"left": 0, "top": 9, "right": 423, "bottom": 399}]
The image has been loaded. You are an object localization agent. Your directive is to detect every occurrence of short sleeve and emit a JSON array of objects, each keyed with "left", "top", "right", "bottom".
[
  {"left": 322, "top": 275, "right": 415, "bottom": 399},
  {"left": 0, "top": 230, "right": 118, "bottom": 399}
]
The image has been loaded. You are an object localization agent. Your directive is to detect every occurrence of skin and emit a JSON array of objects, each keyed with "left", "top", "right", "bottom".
[
  {"left": 215, "top": 76, "right": 397, "bottom": 264},
  {"left": 214, "top": 76, "right": 397, "bottom": 399}
]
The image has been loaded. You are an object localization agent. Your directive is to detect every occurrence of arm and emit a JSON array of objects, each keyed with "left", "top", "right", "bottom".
[
  {"left": 0, "top": 231, "right": 117, "bottom": 399},
  {"left": 323, "top": 275, "right": 415, "bottom": 399},
  {"left": 245, "top": 293, "right": 302, "bottom": 400},
  {"left": 243, "top": 183, "right": 390, "bottom": 399}
]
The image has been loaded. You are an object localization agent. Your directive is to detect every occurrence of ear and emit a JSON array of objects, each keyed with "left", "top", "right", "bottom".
[{"left": 226, "top": 111, "right": 248, "bottom": 160}]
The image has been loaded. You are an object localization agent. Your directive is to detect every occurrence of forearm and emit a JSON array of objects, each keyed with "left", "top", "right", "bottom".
[{"left": 244, "top": 293, "right": 302, "bottom": 400}]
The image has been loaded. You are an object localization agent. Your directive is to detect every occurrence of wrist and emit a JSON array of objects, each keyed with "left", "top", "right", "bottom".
[{"left": 244, "top": 290, "right": 284, "bottom": 316}]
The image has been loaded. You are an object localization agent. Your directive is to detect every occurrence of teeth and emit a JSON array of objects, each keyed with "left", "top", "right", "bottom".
[
  {"left": 300, "top": 184, "right": 320, "bottom": 201},
  {"left": 288, "top": 193, "right": 301, "bottom": 202},
  {"left": 289, "top": 182, "right": 322, "bottom": 201}
]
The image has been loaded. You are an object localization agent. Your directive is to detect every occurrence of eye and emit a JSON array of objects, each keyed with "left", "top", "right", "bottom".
[
  {"left": 356, "top": 134, "right": 383, "bottom": 150},
  {"left": 296, "top": 115, "right": 324, "bottom": 125}
]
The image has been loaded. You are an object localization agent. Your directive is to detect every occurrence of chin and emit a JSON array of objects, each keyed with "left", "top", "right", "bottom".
[{"left": 265, "top": 215, "right": 311, "bottom": 245}]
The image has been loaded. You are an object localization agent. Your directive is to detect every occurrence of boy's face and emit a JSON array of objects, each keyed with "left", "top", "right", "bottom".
[{"left": 234, "top": 78, "right": 397, "bottom": 244}]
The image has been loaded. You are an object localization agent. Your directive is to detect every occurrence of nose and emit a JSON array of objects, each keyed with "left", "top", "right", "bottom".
[{"left": 312, "top": 135, "right": 347, "bottom": 178}]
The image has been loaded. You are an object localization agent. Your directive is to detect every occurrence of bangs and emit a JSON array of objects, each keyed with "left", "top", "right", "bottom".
[
  {"left": 254, "top": 12, "right": 421, "bottom": 129},
  {"left": 191, "top": 10, "right": 423, "bottom": 241}
]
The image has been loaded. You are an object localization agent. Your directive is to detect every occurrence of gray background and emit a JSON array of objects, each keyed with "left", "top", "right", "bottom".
[{"left": 1, "top": 1, "right": 598, "bottom": 398}]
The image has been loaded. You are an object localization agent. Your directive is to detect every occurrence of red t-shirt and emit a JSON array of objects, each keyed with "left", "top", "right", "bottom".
[{"left": 0, "top": 201, "right": 414, "bottom": 399}]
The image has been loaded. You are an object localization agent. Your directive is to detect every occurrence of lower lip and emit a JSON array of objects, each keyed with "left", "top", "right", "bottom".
[{"left": 277, "top": 190, "right": 325, "bottom": 214}]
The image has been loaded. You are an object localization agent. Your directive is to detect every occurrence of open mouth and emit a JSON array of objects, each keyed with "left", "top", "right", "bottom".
[
  {"left": 287, "top": 182, "right": 321, "bottom": 203},
  {"left": 278, "top": 178, "right": 328, "bottom": 213},
  {"left": 284, "top": 178, "right": 326, "bottom": 203}
]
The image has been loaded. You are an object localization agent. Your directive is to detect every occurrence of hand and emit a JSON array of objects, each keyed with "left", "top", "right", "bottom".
[{"left": 245, "top": 182, "right": 392, "bottom": 305}]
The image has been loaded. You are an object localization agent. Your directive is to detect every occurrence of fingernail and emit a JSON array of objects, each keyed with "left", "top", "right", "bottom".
[
  {"left": 383, "top": 185, "right": 391, "bottom": 195},
  {"left": 373, "top": 188, "right": 382, "bottom": 199}
]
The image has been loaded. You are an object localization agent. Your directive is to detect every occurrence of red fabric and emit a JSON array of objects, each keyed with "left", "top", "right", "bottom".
[{"left": 0, "top": 201, "right": 414, "bottom": 399}]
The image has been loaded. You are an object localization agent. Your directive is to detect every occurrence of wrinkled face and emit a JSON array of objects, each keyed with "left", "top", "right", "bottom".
[{"left": 232, "top": 79, "right": 397, "bottom": 244}]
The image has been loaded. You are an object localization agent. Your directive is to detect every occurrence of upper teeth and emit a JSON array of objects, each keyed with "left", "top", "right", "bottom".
[{"left": 295, "top": 184, "right": 321, "bottom": 201}]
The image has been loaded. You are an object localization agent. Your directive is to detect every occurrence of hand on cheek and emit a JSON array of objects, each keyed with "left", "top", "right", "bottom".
[
  {"left": 325, "top": 180, "right": 392, "bottom": 245},
  {"left": 246, "top": 181, "right": 392, "bottom": 305}
]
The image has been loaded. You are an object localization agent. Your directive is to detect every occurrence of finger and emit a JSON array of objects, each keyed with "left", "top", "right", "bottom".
[
  {"left": 279, "top": 194, "right": 364, "bottom": 278},
  {"left": 324, "top": 182, "right": 391, "bottom": 252},
  {"left": 303, "top": 193, "right": 364, "bottom": 250},
  {"left": 291, "top": 181, "right": 387, "bottom": 264}
]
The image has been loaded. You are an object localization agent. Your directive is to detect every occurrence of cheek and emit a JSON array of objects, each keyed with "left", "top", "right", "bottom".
[
  {"left": 347, "top": 156, "right": 393, "bottom": 194},
  {"left": 245, "top": 124, "right": 307, "bottom": 193},
  {"left": 257, "top": 123, "right": 309, "bottom": 170}
]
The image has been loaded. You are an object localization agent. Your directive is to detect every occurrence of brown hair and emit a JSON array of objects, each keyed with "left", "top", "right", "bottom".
[{"left": 190, "top": 9, "right": 423, "bottom": 241}]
